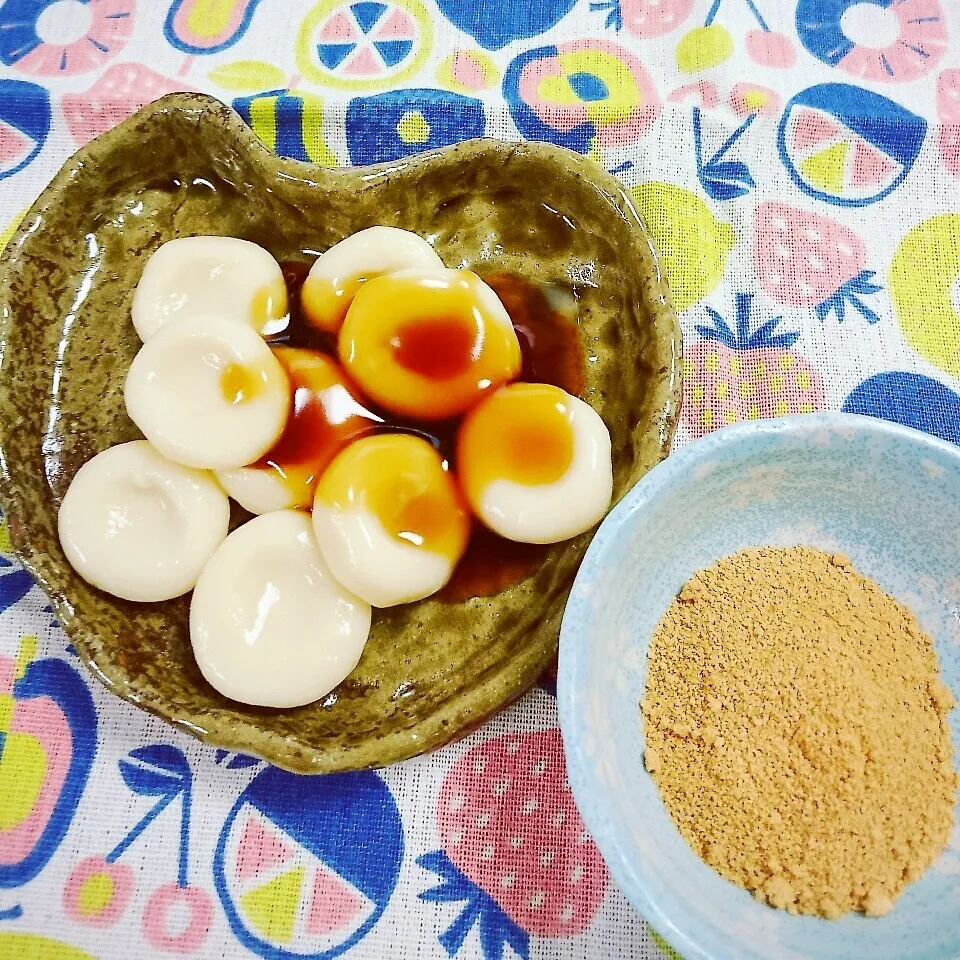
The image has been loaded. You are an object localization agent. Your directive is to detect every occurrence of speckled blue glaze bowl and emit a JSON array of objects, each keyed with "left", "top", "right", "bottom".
[{"left": 558, "top": 412, "right": 960, "bottom": 960}]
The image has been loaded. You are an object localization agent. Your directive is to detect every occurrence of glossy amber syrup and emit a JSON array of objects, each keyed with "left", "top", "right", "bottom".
[
  {"left": 254, "top": 347, "right": 377, "bottom": 478},
  {"left": 219, "top": 362, "right": 264, "bottom": 405},
  {"left": 486, "top": 272, "right": 585, "bottom": 397},
  {"left": 272, "top": 259, "right": 585, "bottom": 600},
  {"left": 337, "top": 270, "right": 522, "bottom": 422},
  {"left": 392, "top": 314, "right": 478, "bottom": 380}
]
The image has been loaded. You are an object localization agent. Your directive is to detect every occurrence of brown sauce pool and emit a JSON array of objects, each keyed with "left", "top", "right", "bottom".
[{"left": 266, "top": 260, "right": 586, "bottom": 601}]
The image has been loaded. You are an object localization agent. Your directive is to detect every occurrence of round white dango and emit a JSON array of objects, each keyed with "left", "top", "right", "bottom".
[
  {"left": 190, "top": 510, "right": 371, "bottom": 708},
  {"left": 312, "top": 433, "right": 470, "bottom": 608},
  {"left": 57, "top": 440, "right": 229, "bottom": 602},
  {"left": 457, "top": 383, "right": 613, "bottom": 544},
  {"left": 300, "top": 226, "right": 444, "bottom": 334},
  {"left": 336, "top": 267, "right": 521, "bottom": 421},
  {"left": 124, "top": 313, "right": 290, "bottom": 471},
  {"left": 214, "top": 467, "right": 299, "bottom": 516},
  {"left": 132, "top": 236, "right": 288, "bottom": 341}
]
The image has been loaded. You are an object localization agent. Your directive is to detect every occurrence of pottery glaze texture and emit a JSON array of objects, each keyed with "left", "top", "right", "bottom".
[
  {"left": 0, "top": 95, "right": 680, "bottom": 773},
  {"left": 559, "top": 413, "right": 960, "bottom": 960}
]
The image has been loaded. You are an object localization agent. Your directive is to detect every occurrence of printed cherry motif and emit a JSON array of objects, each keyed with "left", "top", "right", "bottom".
[
  {"left": 667, "top": 79, "right": 719, "bottom": 109},
  {"left": 119, "top": 746, "right": 214, "bottom": 954},
  {"left": 63, "top": 856, "right": 135, "bottom": 927},
  {"left": 60, "top": 745, "right": 214, "bottom": 953},
  {"left": 730, "top": 83, "right": 780, "bottom": 117},
  {"left": 677, "top": 23, "right": 733, "bottom": 72},
  {"left": 419, "top": 728, "right": 609, "bottom": 958},
  {"left": 144, "top": 882, "right": 214, "bottom": 953},
  {"left": 677, "top": 0, "right": 792, "bottom": 72}
]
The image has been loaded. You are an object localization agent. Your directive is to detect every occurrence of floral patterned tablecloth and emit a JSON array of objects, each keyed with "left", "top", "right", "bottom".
[{"left": 1, "top": 1, "right": 959, "bottom": 958}]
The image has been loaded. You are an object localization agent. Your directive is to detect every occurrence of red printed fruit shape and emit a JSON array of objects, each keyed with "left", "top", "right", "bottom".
[
  {"left": 0, "top": 635, "right": 97, "bottom": 895},
  {"left": 754, "top": 202, "right": 881, "bottom": 323},
  {"left": 682, "top": 293, "right": 825, "bottom": 440},
  {"left": 420, "top": 728, "right": 609, "bottom": 958}
]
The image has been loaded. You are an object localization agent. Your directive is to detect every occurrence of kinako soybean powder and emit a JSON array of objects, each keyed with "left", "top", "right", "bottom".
[{"left": 641, "top": 546, "right": 957, "bottom": 919}]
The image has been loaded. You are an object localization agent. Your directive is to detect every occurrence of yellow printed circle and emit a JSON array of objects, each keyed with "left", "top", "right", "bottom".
[
  {"left": 296, "top": 0, "right": 432, "bottom": 91},
  {"left": 396, "top": 110, "right": 430, "bottom": 144},
  {"left": 890, "top": 213, "right": 960, "bottom": 377}
]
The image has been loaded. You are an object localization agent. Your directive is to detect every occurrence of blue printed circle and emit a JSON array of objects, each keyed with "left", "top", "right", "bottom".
[
  {"left": 434, "top": 0, "right": 577, "bottom": 51},
  {"left": 214, "top": 768, "right": 403, "bottom": 959},
  {"left": 345, "top": 87, "right": 484, "bottom": 165},
  {"left": 777, "top": 83, "right": 925, "bottom": 207},
  {"left": 0, "top": 79, "right": 49, "bottom": 179},
  {"left": 843, "top": 372, "right": 960, "bottom": 446}
]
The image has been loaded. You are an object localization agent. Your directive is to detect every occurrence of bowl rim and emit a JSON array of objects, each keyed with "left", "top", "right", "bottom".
[
  {"left": 0, "top": 92, "right": 682, "bottom": 773},
  {"left": 557, "top": 411, "right": 960, "bottom": 960}
]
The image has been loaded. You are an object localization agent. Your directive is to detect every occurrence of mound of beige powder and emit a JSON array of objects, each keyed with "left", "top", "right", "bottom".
[{"left": 641, "top": 546, "right": 957, "bottom": 919}]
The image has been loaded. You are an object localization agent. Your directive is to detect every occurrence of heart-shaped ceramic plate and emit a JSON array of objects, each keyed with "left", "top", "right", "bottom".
[{"left": 0, "top": 94, "right": 680, "bottom": 773}]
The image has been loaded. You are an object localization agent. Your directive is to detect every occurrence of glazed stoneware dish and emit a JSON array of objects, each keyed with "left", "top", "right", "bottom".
[
  {"left": 0, "top": 94, "right": 680, "bottom": 773},
  {"left": 559, "top": 413, "right": 960, "bottom": 960}
]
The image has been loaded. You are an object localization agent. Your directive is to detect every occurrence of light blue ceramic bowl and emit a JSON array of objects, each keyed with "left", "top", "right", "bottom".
[{"left": 558, "top": 413, "right": 960, "bottom": 960}]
